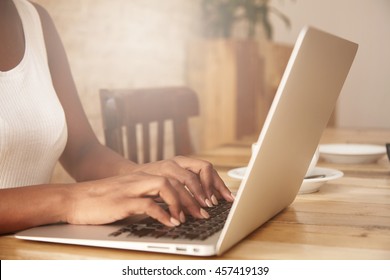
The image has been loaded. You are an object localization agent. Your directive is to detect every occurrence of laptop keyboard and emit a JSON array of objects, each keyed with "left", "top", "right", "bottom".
[{"left": 109, "top": 200, "right": 232, "bottom": 241}]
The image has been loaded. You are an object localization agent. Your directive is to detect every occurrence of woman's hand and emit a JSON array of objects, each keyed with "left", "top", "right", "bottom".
[
  {"left": 128, "top": 156, "right": 235, "bottom": 209},
  {"left": 65, "top": 171, "right": 213, "bottom": 228}
]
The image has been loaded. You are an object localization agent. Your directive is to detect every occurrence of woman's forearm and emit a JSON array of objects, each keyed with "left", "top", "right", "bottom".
[
  {"left": 60, "top": 140, "right": 137, "bottom": 182},
  {"left": 0, "top": 184, "right": 71, "bottom": 234}
]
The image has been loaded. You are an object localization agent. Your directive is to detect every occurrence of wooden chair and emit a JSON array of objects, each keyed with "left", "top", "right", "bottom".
[{"left": 99, "top": 87, "right": 199, "bottom": 163}]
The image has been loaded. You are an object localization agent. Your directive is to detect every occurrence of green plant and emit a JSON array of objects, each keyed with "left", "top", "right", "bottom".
[{"left": 201, "top": 0, "right": 291, "bottom": 40}]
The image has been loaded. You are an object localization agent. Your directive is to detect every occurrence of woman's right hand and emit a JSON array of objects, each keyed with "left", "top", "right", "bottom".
[{"left": 65, "top": 171, "right": 210, "bottom": 227}]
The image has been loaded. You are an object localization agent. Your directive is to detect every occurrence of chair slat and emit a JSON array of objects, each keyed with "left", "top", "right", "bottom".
[{"left": 99, "top": 87, "right": 199, "bottom": 163}]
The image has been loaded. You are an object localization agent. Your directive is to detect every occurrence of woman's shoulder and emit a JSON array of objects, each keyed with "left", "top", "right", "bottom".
[
  {"left": 28, "top": 1, "right": 64, "bottom": 65},
  {"left": 29, "top": 1, "right": 54, "bottom": 28}
]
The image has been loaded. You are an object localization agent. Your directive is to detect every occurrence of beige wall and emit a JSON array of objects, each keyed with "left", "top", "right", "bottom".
[{"left": 271, "top": 0, "right": 390, "bottom": 129}]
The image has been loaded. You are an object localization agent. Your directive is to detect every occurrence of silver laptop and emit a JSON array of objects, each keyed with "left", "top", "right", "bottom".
[{"left": 15, "top": 26, "right": 358, "bottom": 256}]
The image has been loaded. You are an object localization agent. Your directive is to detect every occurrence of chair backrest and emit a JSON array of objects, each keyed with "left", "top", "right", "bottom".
[{"left": 99, "top": 87, "right": 199, "bottom": 163}]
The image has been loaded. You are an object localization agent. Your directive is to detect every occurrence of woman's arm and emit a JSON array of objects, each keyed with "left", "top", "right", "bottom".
[
  {"left": 0, "top": 184, "right": 69, "bottom": 234},
  {"left": 0, "top": 172, "right": 197, "bottom": 235},
  {"left": 33, "top": 3, "right": 135, "bottom": 182}
]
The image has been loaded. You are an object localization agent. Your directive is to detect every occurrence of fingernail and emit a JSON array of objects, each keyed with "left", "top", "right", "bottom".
[
  {"left": 205, "top": 198, "right": 213, "bottom": 208},
  {"left": 211, "top": 195, "right": 219, "bottom": 205},
  {"left": 170, "top": 217, "right": 181, "bottom": 226},
  {"left": 230, "top": 192, "right": 236, "bottom": 200},
  {"left": 200, "top": 208, "right": 210, "bottom": 219},
  {"left": 179, "top": 211, "right": 186, "bottom": 223}
]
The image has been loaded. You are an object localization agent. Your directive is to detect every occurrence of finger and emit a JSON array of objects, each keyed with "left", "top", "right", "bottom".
[
  {"left": 128, "top": 198, "right": 180, "bottom": 227},
  {"left": 173, "top": 156, "right": 235, "bottom": 204},
  {"left": 156, "top": 178, "right": 183, "bottom": 223},
  {"left": 120, "top": 173, "right": 183, "bottom": 223},
  {"left": 210, "top": 169, "right": 235, "bottom": 202},
  {"left": 144, "top": 159, "right": 209, "bottom": 208},
  {"left": 167, "top": 157, "right": 216, "bottom": 206},
  {"left": 166, "top": 178, "right": 210, "bottom": 220}
]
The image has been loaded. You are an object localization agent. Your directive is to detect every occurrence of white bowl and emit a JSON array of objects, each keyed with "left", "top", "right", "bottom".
[{"left": 319, "top": 143, "right": 386, "bottom": 164}]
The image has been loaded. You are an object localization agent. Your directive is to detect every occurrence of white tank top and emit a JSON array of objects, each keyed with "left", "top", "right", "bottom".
[{"left": 0, "top": 0, "right": 68, "bottom": 188}]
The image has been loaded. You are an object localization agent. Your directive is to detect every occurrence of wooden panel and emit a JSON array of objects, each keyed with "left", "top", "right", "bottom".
[
  {"left": 235, "top": 41, "right": 264, "bottom": 139},
  {"left": 187, "top": 40, "right": 293, "bottom": 150},
  {"left": 187, "top": 40, "right": 237, "bottom": 150}
]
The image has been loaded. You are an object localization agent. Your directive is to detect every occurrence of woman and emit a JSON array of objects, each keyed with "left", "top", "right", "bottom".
[{"left": 0, "top": 0, "right": 234, "bottom": 234}]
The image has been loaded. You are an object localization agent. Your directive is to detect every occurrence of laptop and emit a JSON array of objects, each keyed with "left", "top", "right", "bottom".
[{"left": 15, "top": 26, "right": 358, "bottom": 256}]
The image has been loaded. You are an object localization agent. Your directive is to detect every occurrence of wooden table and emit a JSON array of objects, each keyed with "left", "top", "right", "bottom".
[{"left": 1, "top": 128, "right": 390, "bottom": 260}]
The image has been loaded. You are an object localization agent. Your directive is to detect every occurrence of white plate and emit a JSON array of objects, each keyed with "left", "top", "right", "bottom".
[
  {"left": 299, "top": 167, "right": 343, "bottom": 194},
  {"left": 227, "top": 167, "right": 343, "bottom": 194},
  {"left": 227, "top": 167, "right": 247, "bottom": 180},
  {"left": 319, "top": 143, "right": 386, "bottom": 164}
]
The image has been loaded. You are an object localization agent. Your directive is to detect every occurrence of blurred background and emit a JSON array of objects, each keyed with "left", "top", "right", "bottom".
[{"left": 32, "top": 0, "right": 390, "bottom": 180}]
